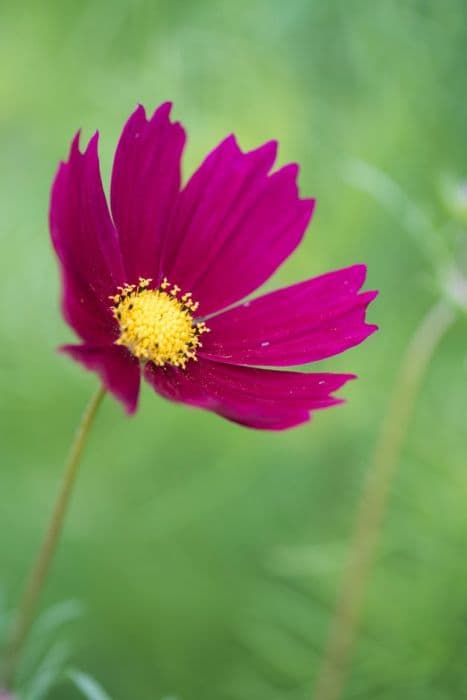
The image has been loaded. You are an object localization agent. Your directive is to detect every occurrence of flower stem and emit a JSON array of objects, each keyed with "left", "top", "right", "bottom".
[
  {"left": 312, "top": 301, "right": 456, "bottom": 700},
  {"left": 1, "top": 384, "right": 106, "bottom": 690}
]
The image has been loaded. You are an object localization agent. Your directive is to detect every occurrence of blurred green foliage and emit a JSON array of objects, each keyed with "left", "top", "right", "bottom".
[{"left": 1, "top": 1, "right": 467, "bottom": 698}]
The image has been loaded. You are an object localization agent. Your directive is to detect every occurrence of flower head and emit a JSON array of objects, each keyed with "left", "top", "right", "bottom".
[{"left": 50, "top": 103, "right": 377, "bottom": 430}]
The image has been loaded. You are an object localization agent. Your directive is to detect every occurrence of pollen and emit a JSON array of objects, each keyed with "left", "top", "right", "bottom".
[{"left": 111, "top": 278, "right": 209, "bottom": 368}]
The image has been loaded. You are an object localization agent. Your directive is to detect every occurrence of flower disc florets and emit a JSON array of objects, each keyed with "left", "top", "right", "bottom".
[{"left": 111, "top": 277, "right": 209, "bottom": 368}]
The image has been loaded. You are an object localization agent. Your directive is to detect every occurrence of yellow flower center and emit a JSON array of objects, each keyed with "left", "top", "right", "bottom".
[{"left": 110, "top": 278, "right": 209, "bottom": 368}]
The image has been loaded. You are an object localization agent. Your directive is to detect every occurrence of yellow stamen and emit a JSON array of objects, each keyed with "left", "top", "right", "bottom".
[{"left": 111, "top": 277, "right": 209, "bottom": 368}]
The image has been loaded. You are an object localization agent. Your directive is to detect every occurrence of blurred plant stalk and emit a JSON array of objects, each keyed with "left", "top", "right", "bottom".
[
  {"left": 312, "top": 300, "right": 456, "bottom": 700},
  {"left": 0, "top": 385, "right": 106, "bottom": 691}
]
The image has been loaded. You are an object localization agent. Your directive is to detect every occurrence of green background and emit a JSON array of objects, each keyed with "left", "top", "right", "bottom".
[{"left": 1, "top": 1, "right": 467, "bottom": 698}]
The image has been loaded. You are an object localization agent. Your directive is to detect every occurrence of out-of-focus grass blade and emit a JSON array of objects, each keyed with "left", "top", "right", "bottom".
[
  {"left": 33, "top": 600, "right": 85, "bottom": 636},
  {"left": 17, "top": 601, "right": 84, "bottom": 685},
  {"left": 344, "top": 158, "right": 450, "bottom": 268},
  {"left": 68, "top": 670, "right": 113, "bottom": 700},
  {"left": 22, "top": 641, "right": 71, "bottom": 700}
]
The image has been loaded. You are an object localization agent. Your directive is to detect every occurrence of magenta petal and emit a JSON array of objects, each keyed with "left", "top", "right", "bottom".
[
  {"left": 111, "top": 103, "right": 186, "bottom": 283},
  {"left": 200, "top": 265, "right": 378, "bottom": 366},
  {"left": 50, "top": 132, "right": 124, "bottom": 344},
  {"left": 61, "top": 344, "right": 141, "bottom": 414},
  {"left": 144, "top": 359, "right": 354, "bottom": 430},
  {"left": 163, "top": 135, "right": 314, "bottom": 315}
]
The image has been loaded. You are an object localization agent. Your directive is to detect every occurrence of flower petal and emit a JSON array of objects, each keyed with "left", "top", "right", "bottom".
[
  {"left": 50, "top": 132, "right": 124, "bottom": 343},
  {"left": 144, "top": 359, "right": 354, "bottom": 430},
  {"left": 199, "top": 265, "right": 378, "bottom": 366},
  {"left": 61, "top": 344, "right": 140, "bottom": 414},
  {"left": 110, "top": 103, "right": 186, "bottom": 283},
  {"left": 163, "top": 135, "right": 314, "bottom": 315}
]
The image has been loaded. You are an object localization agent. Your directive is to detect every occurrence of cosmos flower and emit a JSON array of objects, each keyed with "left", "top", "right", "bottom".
[{"left": 50, "top": 103, "right": 377, "bottom": 430}]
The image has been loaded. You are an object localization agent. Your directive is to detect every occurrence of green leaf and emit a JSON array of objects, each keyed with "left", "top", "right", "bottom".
[
  {"left": 68, "top": 670, "right": 113, "bottom": 700},
  {"left": 22, "top": 641, "right": 71, "bottom": 700}
]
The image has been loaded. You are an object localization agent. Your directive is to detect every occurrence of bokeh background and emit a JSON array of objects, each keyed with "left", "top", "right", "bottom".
[{"left": 1, "top": 1, "right": 467, "bottom": 699}]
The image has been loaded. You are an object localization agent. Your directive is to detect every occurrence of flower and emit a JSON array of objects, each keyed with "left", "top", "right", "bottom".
[{"left": 50, "top": 103, "right": 377, "bottom": 430}]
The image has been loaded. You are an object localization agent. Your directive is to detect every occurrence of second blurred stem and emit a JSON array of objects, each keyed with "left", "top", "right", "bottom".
[{"left": 313, "top": 300, "right": 456, "bottom": 700}]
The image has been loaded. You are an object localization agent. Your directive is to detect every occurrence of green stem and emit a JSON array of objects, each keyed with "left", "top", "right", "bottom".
[
  {"left": 313, "top": 301, "right": 456, "bottom": 700},
  {"left": 2, "top": 384, "right": 106, "bottom": 690}
]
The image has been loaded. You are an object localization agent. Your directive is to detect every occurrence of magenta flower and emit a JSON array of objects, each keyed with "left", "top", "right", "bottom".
[{"left": 50, "top": 103, "right": 377, "bottom": 430}]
